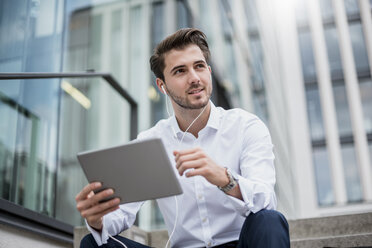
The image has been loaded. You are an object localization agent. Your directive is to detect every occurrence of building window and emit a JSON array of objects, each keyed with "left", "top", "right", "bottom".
[
  {"left": 341, "top": 144, "right": 363, "bottom": 202},
  {"left": 150, "top": 1, "right": 166, "bottom": 126},
  {"left": 313, "top": 146, "right": 335, "bottom": 206}
]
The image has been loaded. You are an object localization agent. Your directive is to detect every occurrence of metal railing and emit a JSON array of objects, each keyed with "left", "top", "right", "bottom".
[{"left": 0, "top": 72, "right": 138, "bottom": 139}]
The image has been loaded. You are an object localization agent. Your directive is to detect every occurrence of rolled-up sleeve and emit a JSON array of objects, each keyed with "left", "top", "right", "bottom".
[
  {"left": 226, "top": 119, "right": 277, "bottom": 216},
  {"left": 86, "top": 201, "right": 143, "bottom": 245}
]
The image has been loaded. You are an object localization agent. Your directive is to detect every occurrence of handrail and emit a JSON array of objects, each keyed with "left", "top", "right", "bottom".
[{"left": 0, "top": 72, "right": 138, "bottom": 140}]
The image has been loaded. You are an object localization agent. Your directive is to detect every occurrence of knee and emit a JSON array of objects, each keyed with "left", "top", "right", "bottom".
[
  {"left": 244, "top": 209, "right": 289, "bottom": 233},
  {"left": 80, "top": 233, "right": 99, "bottom": 248},
  {"left": 239, "top": 210, "right": 290, "bottom": 247}
]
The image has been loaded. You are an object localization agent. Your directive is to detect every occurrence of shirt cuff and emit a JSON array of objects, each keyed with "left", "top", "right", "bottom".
[
  {"left": 85, "top": 217, "right": 110, "bottom": 246},
  {"left": 225, "top": 175, "right": 276, "bottom": 216}
]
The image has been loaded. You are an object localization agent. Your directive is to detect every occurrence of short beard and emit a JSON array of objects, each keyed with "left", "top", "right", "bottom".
[{"left": 165, "top": 85, "right": 211, "bottom": 110}]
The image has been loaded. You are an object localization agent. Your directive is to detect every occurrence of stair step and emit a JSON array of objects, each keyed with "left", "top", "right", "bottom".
[
  {"left": 289, "top": 212, "right": 372, "bottom": 239},
  {"left": 291, "top": 232, "right": 372, "bottom": 248}
]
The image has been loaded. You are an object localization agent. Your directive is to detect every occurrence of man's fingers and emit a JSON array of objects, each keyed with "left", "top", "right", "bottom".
[
  {"left": 175, "top": 152, "right": 203, "bottom": 168},
  {"left": 87, "top": 191, "right": 94, "bottom": 198},
  {"left": 81, "top": 197, "right": 120, "bottom": 219},
  {"left": 75, "top": 182, "right": 102, "bottom": 202},
  {"left": 76, "top": 188, "right": 115, "bottom": 212},
  {"left": 86, "top": 204, "right": 120, "bottom": 228},
  {"left": 178, "top": 160, "right": 203, "bottom": 176},
  {"left": 185, "top": 168, "right": 205, "bottom": 178},
  {"left": 173, "top": 147, "right": 201, "bottom": 157}
]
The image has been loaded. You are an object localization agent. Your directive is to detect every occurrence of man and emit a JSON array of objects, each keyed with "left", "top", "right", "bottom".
[{"left": 76, "top": 28, "right": 290, "bottom": 248}]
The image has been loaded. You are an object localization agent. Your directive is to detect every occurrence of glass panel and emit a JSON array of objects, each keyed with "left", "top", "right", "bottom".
[
  {"left": 244, "top": 0, "right": 260, "bottom": 31},
  {"left": 333, "top": 83, "right": 353, "bottom": 137},
  {"left": 219, "top": 0, "right": 233, "bottom": 36},
  {"left": 0, "top": 78, "right": 60, "bottom": 216},
  {"left": 295, "top": 0, "right": 309, "bottom": 26},
  {"left": 360, "top": 79, "right": 372, "bottom": 133},
  {"left": 349, "top": 22, "right": 370, "bottom": 73},
  {"left": 313, "top": 146, "right": 335, "bottom": 206},
  {"left": 88, "top": 14, "right": 102, "bottom": 71},
  {"left": 0, "top": 90, "right": 18, "bottom": 200},
  {"left": 64, "top": 10, "right": 90, "bottom": 72},
  {"left": 324, "top": 26, "right": 343, "bottom": 79},
  {"left": 0, "top": 0, "right": 27, "bottom": 72},
  {"left": 344, "top": 0, "right": 359, "bottom": 16},
  {"left": 250, "top": 38, "right": 265, "bottom": 90},
  {"left": 250, "top": 37, "right": 269, "bottom": 124},
  {"left": 370, "top": 143, "right": 372, "bottom": 170},
  {"left": 177, "top": 0, "right": 191, "bottom": 29},
  {"left": 319, "top": 0, "right": 334, "bottom": 21},
  {"left": 306, "top": 86, "right": 326, "bottom": 140},
  {"left": 0, "top": 0, "right": 63, "bottom": 73},
  {"left": 223, "top": 39, "right": 240, "bottom": 100},
  {"left": 198, "top": 0, "right": 214, "bottom": 42},
  {"left": 151, "top": 2, "right": 166, "bottom": 125},
  {"left": 110, "top": 9, "right": 123, "bottom": 81},
  {"left": 129, "top": 6, "right": 144, "bottom": 100},
  {"left": 253, "top": 92, "right": 268, "bottom": 125},
  {"left": 56, "top": 77, "right": 131, "bottom": 226},
  {"left": 341, "top": 144, "right": 363, "bottom": 202},
  {"left": 298, "top": 30, "right": 317, "bottom": 83}
]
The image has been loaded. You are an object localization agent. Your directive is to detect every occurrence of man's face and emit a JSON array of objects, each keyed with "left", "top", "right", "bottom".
[{"left": 160, "top": 44, "right": 212, "bottom": 110}]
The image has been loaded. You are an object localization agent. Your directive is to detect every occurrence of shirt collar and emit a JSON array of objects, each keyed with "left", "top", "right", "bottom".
[{"left": 169, "top": 101, "right": 220, "bottom": 135}]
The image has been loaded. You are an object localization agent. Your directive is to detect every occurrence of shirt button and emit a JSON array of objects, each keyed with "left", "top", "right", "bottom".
[
  {"left": 207, "top": 242, "right": 212, "bottom": 247},
  {"left": 198, "top": 195, "right": 203, "bottom": 200},
  {"left": 202, "top": 218, "right": 207, "bottom": 223}
]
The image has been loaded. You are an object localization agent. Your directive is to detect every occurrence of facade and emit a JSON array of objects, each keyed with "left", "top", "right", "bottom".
[{"left": 0, "top": 0, "right": 371, "bottom": 245}]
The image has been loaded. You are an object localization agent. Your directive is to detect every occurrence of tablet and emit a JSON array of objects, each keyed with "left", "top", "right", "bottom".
[{"left": 77, "top": 138, "right": 183, "bottom": 204}]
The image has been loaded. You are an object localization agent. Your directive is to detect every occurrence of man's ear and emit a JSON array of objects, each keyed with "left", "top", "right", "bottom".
[{"left": 156, "top": 78, "right": 166, "bottom": 94}]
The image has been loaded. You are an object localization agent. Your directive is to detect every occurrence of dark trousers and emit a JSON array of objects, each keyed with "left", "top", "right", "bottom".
[{"left": 80, "top": 209, "right": 290, "bottom": 248}]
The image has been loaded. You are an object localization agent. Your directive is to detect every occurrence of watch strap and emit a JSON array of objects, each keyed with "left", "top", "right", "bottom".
[{"left": 218, "top": 167, "right": 237, "bottom": 193}]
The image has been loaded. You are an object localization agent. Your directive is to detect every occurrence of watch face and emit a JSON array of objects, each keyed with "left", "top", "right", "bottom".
[{"left": 218, "top": 168, "right": 238, "bottom": 193}]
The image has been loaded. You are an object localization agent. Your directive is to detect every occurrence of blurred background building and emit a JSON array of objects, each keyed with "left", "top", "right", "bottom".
[{"left": 0, "top": 0, "right": 371, "bottom": 246}]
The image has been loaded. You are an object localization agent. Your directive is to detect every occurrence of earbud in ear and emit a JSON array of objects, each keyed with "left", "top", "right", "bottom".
[{"left": 161, "top": 85, "right": 167, "bottom": 95}]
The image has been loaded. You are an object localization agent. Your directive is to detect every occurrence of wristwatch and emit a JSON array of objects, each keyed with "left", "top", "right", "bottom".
[{"left": 218, "top": 167, "right": 238, "bottom": 193}]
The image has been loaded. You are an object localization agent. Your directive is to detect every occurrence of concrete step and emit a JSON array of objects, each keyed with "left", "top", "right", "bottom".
[
  {"left": 291, "top": 233, "right": 372, "bottom": 248},
  {"left": 288, "top": 211, "right": 372, "bottom": 248},
  {"left": 288, "top": 212, "right": 372, "bottom": 239}
]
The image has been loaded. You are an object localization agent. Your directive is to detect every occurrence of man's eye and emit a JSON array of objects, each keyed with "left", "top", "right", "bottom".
[
  {"left": 175, "top": 69, "right": 185, "bottom": 74},
  {"left": 196, "top": 64, "right": 206, "bottom": 68}
]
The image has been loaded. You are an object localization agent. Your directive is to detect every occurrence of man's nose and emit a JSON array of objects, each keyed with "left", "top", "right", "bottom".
[{"left": 188, "top": 69, "right": 200, "bottom": 84}]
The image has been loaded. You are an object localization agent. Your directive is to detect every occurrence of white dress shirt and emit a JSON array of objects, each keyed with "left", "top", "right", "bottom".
[{"left": 87, "top": 102, "right": 277, "bottom": 248}]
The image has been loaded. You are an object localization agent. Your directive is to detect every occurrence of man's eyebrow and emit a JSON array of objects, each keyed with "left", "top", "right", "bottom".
[
  {"left": 194, "top": 60, "right": 207, "bottom": 65},
  {"left": 170, "top": 65, "right": 185, "bottom": 74},
  {"left": 170, "top": 60, "right": 207, "bottom": 74}
]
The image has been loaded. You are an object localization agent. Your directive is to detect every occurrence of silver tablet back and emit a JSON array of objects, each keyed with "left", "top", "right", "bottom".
[{"left": 77, "top": 138, "right": 183, "bottom": 204}]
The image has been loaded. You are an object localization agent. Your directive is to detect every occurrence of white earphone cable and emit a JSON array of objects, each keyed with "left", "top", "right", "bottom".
[
  {"left": 108, "top": 234, "right": 128, "bottom": 248},
  {"left": 163, "top": 88, "right": 208, "bottom": 248},
  {"left": 165, "top": 195, "right": 178, "bottom": 248}
]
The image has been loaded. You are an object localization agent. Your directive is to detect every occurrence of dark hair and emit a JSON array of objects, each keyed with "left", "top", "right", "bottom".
[{"left": 149, "top": 28, "right": 210, "bottom": 81}]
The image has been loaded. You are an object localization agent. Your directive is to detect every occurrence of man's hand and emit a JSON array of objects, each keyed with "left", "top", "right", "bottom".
[
  {"left": 174, "top": 147, "right": 229, "bottom": 187},
  {"left": 75, "top": 182, "right": 120, "bottom": 231}
]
